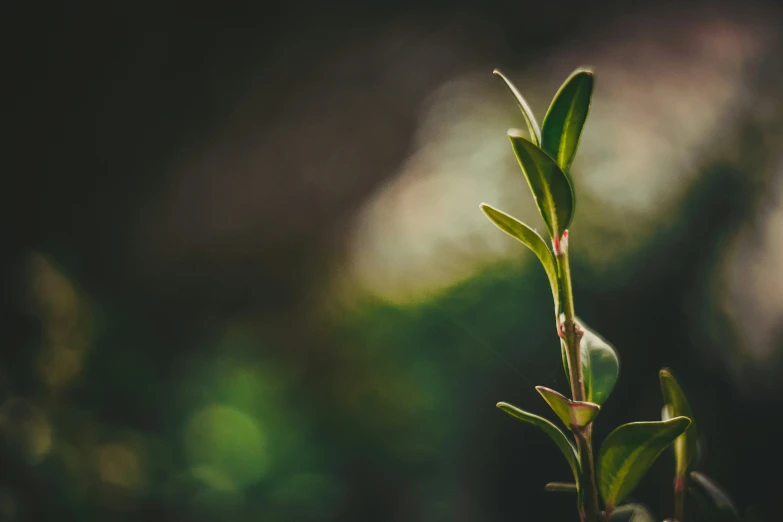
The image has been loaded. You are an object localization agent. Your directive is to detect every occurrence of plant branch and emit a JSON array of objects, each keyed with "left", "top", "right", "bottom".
[
  {"left": 574, "top": 426, "right": 601, "bottom": 522},
  {"left": 555, "top": 238, "right": 584, "bottom": 402},
  {"left": 545, "top": 482, "right": 578, "bottom": 493},
  {"left": 555, "top": 235, "right": 600, "bottom": 522},
  {"left": 674, "top": 473, "right": 686, "bottom": 522}
]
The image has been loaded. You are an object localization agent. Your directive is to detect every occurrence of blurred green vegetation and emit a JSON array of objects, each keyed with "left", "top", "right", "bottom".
[
  {"left": 3, "top": 250, "right": 579, "bottom": 521},
  {"left": 5, "top": 1, "right": 783, "bottom": 521}
]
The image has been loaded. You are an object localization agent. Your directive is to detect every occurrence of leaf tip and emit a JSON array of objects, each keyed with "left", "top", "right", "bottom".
[
  {"left": 507, "top": 128, "right": 527, "bottom": 139},
  {"left": 479, "top": 203, "right": 502, "bottom": 222},
  {"left": 572, "top": 66, "right": 594, "bottom": 77},
  {"left": 670, "top": 415, "right": 692, "bottom": 432}
]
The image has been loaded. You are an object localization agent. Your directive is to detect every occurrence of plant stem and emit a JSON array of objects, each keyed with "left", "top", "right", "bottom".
[
  {"left": 555, "top": 246, "right": 584, "bottom": 402},
  {"left": 545, "top": 482, "right": 578, "bottom": 493},
  {"left": 555, "top": 241, "right": 601, "bottom": 522},
  {"left": 575, "top": 426, "right": 601, "bottom": 522},
  {"left": 674, "top": 473, "right": 686, "bottom": 522}
]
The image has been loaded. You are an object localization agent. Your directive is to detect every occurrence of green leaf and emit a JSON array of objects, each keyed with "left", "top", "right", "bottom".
[
  {"left": 560, "top": 319, "right": 620, "bottom": 405},
  {"left": 597, "top": 417, "right": 691, "bottom": 508},
  {"left": 689, "top": 472, "right": 740, "bottom": 522},
  {"left": 580, "top": 320, "right": 620, "bottom": 405},
  {"left": 535, "top": 386, "right": 600, "bottom": 428},
  {"left": 493, "top": 69, "right": 541, "bottom": 146},
  {"left": 508, "top": 132, "right": 575, "bottom": 238},
  {"left": 659, "top": 368, "right": 698, "bottom": 475},
  {"left": 541, "top": 68, "right": 594, "bottom": 173},
  {"left": 608, "top": 504, "right": 656, "bottom": 522},
  {"left": 497, "top": 402, "right": 579, "bottom": 482},
  {"left": 479, "top": 203, "right": 558, "bottom": 308}
]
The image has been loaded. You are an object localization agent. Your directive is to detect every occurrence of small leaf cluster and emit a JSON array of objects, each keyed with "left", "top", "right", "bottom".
[
  {"left": 660, "top": 369, "right": 743, "bottom": 522},
  {"left": 480, "top": 68, "right": 738, "bottom": 522}
]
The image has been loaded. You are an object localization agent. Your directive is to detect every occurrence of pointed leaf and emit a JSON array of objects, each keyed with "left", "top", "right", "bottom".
[
  {"left": 493, "top": 69, "right": 541, "bottom": 146},
  {"left": 598, "top": 417, "right": 691, "bottom": 508},
  {"left": 581, "top": 320, "right": 620, "bottom": 405},
  {"left": 689, "top": 472, "right": 740, "bottom": 522},
  {"left": 659, "top": 369, "right": 698, "bottom": 475},
  {"left": 536, "top": 386, "right": 600, "bottom": 428},
  {"left": 560, "top": 319, "right": 620, "bottom": 405},
  {"left": 608, "top": 504, "right": 656, "bottom": 522},
  {"left": 541, "top": 68, "right": 594, "bottom": 173},
  {"left": 479, "top": 203, "right": 558, "bottom": 307},
  {"left": 497, "top": 402, "right": 579, "bottom": 481},
  {"left": 508, "top": 132, "right": 575, "bottom": 238}
]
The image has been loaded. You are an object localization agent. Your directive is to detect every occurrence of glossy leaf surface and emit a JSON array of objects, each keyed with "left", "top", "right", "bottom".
[
  {"left": 479, "top": 203, "right": 558, "bottom": 308},
  {"left": 508, "top": 132, "right": 575, "bottom": 239},
  {"left": 536, "top": 386, "right": 600, "bottom": 428},
  {"left": 493, "top": 69, "right": 541, "bottom": 146},
  {"left": 541, "top": 69, "right": 594, "bottom": 173},
  {"left": 659, "top": 368, "right": 698, "bottom": 475},
  {"left": 497, "top": 402, "right": 579, "bottom": 481},
  {"left": 597, "top": 417, "right": 691, "bottom": 508},
  {"left": 560, "top": 319, "right": 620, "bottom": 405},
  {"left": 581, "top": 321, "right": 620, "bottom": 405}
]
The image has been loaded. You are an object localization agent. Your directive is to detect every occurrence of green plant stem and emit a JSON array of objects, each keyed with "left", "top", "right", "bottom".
[
  {"left": 555, "top": 249, "right": 584, "bottom": 402},
  {"left": 575, "top": 426, "right": 601, "bottom": 522},
  {"left": 556, "top": 246, "right": 601, "bottom": 522},
  {"left": 674, "top": 473, "right": 686, "bottom": 522}
]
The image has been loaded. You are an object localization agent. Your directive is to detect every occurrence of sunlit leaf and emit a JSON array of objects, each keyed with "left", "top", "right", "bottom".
[
  {"left": 581, "top": 320, "right": 620, "bottom": 405},
  {"left": 541, "top": 68, "right": 594, "bottom": 174},
  {"left": 659, "top": 368, "right": 698, "bottom": 475},
  {"left": 535, "top": 386, "right": 600, "bottom": 428},
  {"left": 493, "top": 69, "right": 541, "bottom": 146},
  {"left": 597, "top": 417, "right": 691, "bottom": 508},
  {"left": 560, "top": 319, "right": 620, "bottom": 405},
  {"left": 608, "top": 504, "right": 656, "bottom": 522},
  {"left": 497, "top": 402, "right": 579, "bottom": 482},
  {"left": 689, "top": 472, "right": 740, "bottom": 522},
  {"left": 479, "top": 203, "right": 558, "bottom": 309},
  {"left": 508, "top": 132, "right": 575, "bottom": 239}
]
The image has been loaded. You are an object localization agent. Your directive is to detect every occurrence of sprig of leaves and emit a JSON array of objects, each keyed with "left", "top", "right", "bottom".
[
  {"left": 597, "top": 417, "right": 691, "bottom": 509},
  {"left": 480, "top": 67, "right": 731, "bottom": 522}
]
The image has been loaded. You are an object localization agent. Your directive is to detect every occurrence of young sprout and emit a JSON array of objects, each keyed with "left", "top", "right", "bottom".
[{"left": 482, "top": 68, "right": 729, "bottom": 522}]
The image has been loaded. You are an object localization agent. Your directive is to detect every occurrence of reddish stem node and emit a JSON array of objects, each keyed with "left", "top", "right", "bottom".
[{"left": 553, "top": 230, "right": 570, "bottom": 256}]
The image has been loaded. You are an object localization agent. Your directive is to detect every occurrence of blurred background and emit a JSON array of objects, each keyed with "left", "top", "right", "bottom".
[{"left": 4, "top": 0, "right": 783, "bottom": 520}]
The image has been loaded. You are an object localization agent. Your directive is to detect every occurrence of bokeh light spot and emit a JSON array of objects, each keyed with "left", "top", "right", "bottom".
[
  {"left": 91, "top": 443, "right": 142, "bottom": 491},
  {"left": 190, "top": 465, "right": 236, "bottom": 492},
  {"left": 0, "top": 398, "right": 52, "bottom": 464},
  {"left": 37, "top": 345, "right": 83, "bottom": 389},
  {"left": 27, "top": 253, "right": 92, "bottom": 390},
  {"left": 184, "top": 405, "right": 267, "bottom": 488},
  {"left": 190, "top": 473, "right": 244, "bottom": 515}
]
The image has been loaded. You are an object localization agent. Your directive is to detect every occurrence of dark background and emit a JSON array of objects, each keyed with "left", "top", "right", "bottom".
[{"left": 3, "top": 1, "right": 783, "bottom": 521}]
